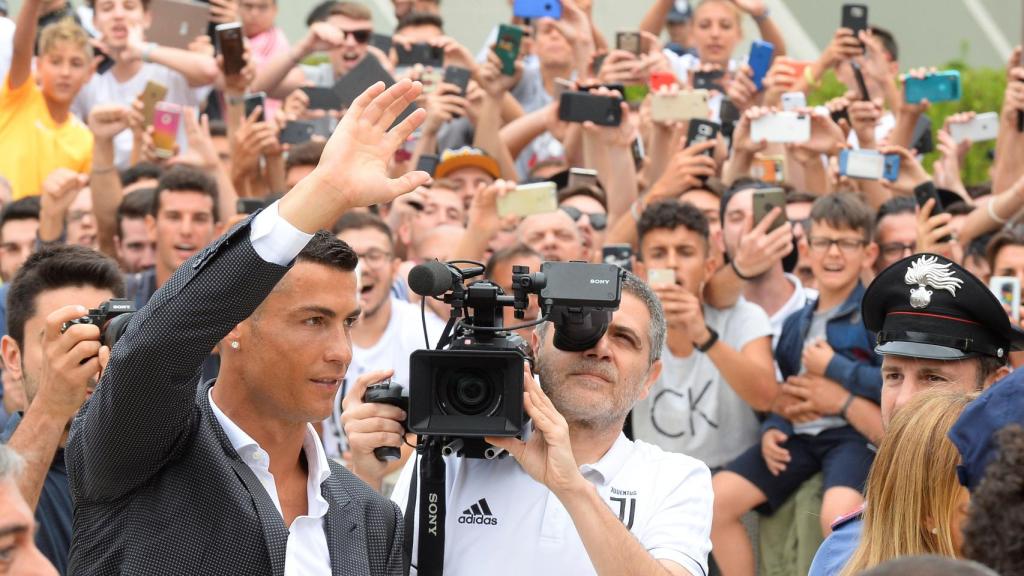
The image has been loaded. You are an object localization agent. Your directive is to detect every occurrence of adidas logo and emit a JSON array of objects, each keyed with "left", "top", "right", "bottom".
[{"left": 457, "top": 498, "right": 499, "bottom": 526}]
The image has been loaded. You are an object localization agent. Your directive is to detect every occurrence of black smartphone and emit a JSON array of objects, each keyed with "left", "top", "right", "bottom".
[
  {"left": 851, "top": 60, "right": 870, "bottom": 101},
  {"left": 720, "top": 98, "right": 740, "bottom": 140},
  {"left": 215, "top": 23, "right": 245, "bottom": 76},
  {"left": 395, "top": 43, "right": 445, "bottom": 68},
  {"left": 279, "top": 121, "right": 315, "bottom": 145},
  {"left": 558, "top": 92, "right": 623, "bottom": 127},
  {"left": 686, "top": 119, "right": 720, "bottom": 153},
  {"left": 910, "top": 115, "right": 935, "bottom": 155},
  {"left": 416, "top": 154, "right": 440, "bottom": 177},
  {"left": 913, "top": 185, "right": 952, "bottom": 242},
  {"left": 631, "top": 137, "right": 645, "bottom": 170},
  {"left": 236, "top": 198, "right": 267, "bottom": 215},
  {"left": 302, "top": 87, "right": 342, "bottom": 110},
  {"left": 442, "top": 66, "right": 472, "bottom": 96},
  {"left": 831, "top": 104, "right": 850, "bottom": 125},
  {"left": 693, "top": 69, "right": 725, "bottom": 92},
  {"left": 841, "top": 4, "right": 868, "bottom": 36},
  {"left": 244, "top": 92, "right": 267, "bottom": 122},
  {"left": 602, "top": 244, "right": 633, "bottom": 272}
]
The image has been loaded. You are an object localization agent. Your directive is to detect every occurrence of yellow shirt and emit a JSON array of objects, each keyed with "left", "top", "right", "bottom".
[{"left": 0, "top": 75, "right": 93, "bottom": 199}]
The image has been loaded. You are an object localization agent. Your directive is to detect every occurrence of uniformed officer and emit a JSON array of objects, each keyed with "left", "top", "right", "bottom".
[{"left": 809, "top": 253, "right": 1024, "bottom": 576}]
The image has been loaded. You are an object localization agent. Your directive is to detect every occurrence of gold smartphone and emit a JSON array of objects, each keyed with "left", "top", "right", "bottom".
[
  {"left": 497, "top": 182, "right": 558, "bottom": 218},
  {"left": 140, "top": 80, "right": 168, "bottom": 127},
  {"left": 650, "top": 90, "right": 710, "bottom": 122}
]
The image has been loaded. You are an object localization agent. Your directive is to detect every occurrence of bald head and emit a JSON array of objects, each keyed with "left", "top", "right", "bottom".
[{"left": 516, "top": 210, "right": 585, "bottom": 262}]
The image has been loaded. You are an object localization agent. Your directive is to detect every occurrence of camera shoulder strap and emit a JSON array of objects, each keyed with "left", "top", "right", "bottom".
[{"left": 408, "top": 436, "right": 446, "bottom": 576}]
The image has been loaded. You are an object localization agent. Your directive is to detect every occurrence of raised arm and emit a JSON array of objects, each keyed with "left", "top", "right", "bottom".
[
  {"left": 87, "top": 105, "right": 133, "bottom": 258},
  {"left": 8, "top": 0, "right": 42, "bottom": 90}
]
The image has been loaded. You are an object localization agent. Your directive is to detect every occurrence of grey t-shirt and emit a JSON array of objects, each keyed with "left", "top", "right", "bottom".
[
  {"left": 631, "top": 299, "right": 773, "bottom": 469},
  {"left": 794, "top": 305, "right": 847, "bottom": 435}
]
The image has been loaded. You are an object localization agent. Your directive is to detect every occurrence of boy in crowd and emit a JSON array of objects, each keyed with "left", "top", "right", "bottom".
[
  {"left": 631, "top": 200, "right": 777, "bottom": 472},
  {"left": 712, "top": 193, "right": 883, "bottom": 575},
  {"left": 0, "top": 2, "right": 93, "bottom": 199}
]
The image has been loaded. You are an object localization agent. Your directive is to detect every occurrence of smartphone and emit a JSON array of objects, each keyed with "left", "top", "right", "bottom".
[
  {"left": 616, "top": 31, "right": 642, "bottom": 56},
  {"left": 301, "top": 86, "right": 342, "bottom": 110},
  {"left": 851, "top": 60, "right": 870, "bottom": 101},
  {"left": 841, "top": 4, "right": 869, "bottom": 36},
  {"left": 650, "top": 90, "right": 710, "bottom": 122},
  {"left": 443, "top": 66, "right": 472, "bottom": 96},
  {"left": 748, "top": 40, "right": 775, "bottom": 91},
  {"left": 686, "top": 119, "right": 720, "bottom": 153},
  {"left": 494, "top": 24, "right": 524, "bottom": 76},
  {"left": 140, "top": 80, "right": 168, "bottom": 127},
  {"left": 750, "top": 112, "right": 811, "bottom": 143},
  {"left": 279, "top": 120, "right": 315, "bottom": 145},
  {"left": 558, "top": 92, "right": 623, "bottom": 127},
  {"left": 910, "top": 115, "right": 935, "bottom": 154},
  {"left": 236, "top": 198, "right": 267, "bottom": 215},
  {"left": 244, "top": 92, "right": 267, "bottom": 122},
  {"left": 693, "top": 69, "right": 725, "bottom": 92},
  {"left": 567, "top": 167, "right": 599, "bottom": 190},
  {"left": 631, "top": 137, "right": 645, "bottom": 170},
  {"left": 370, "top": 33, "right": 393, "bottom": 54},
  {"left": 781, "top": 91, "right": 807, "bottom": 111},
  {"left": 649, "top": 71, "right": 677, "bottom": 91},
  {"left": 720, "top": 98, "right": 741, "bottom": 140},
  {"left": 152, "top": 102, "right": 182, "bottom": 159},
  {"left": 990, "top": 276, "right": 1021, "bottom": 323},
  {"left": 497, "top": 182, "right": 558, "bottom": 218},
  {"left": 839, "top": 149, "right": 900, "bottom": 181},
  {"left": 215, "top": 22, "right": 245, "bottom": 76},
  {"left": 905, "top": 71, "right": 962, "bottom": 104},
  {"left": 914, "top": 185, "right": 951, "bottom": 245},
  {"left": 602, "top": 244, "right": 632, "bottom": 272},
  {"left": 949, "top": 112, "right": 999, "bottom": 144},
  {"left": 752, "top": 188, "right": 787, "bottom": 232},
  {"left": 648, "top": 268, "right": 676, "bottom": 286},
  {"left": 395, "top": 43, "right": 445, "bottom": 68},
  {"left": 416, "top": 154, "right": 440, "bottom": 177},
  {"left": 513, "top": 0, "right": 562, "bottom": 19},
  {"left": 751, "top": 156, "right": 785, "bottom": 183}
]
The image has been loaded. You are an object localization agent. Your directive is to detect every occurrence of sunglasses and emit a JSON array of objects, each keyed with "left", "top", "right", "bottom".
[
  {"left": 560, "top": 206, "right": 607, "bottom": 231},
  {"left": 343, "top": 29, "right": 372, "bottom": 44}
]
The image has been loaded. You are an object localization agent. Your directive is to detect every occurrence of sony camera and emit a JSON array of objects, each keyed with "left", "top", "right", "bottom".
[
  {"left": 365, "top": 260, "right": 624, "bottom": 459},
  {"left": 61, "top": 299, "right": 137, "bottom": 348}
]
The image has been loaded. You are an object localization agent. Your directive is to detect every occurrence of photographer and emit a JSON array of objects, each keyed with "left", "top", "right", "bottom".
[
  {"left": 343, "top": 275, "right": 713, "bottom": 576},
  {"left": 65, "top": 80, "right": 431, "bottom": 575}
]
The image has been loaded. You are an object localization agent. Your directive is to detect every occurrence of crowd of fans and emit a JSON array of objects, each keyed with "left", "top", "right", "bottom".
[{"left": 0, "top": 0, "right": 1022, "bottom": 574}]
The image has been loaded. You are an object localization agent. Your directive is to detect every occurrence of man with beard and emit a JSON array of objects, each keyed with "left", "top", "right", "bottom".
[
  {"left": 0, "top": 245, "right": 123, "bottom": 574},
  {"left": 342, "top": 274, "right": 715, "bottom": 576}
]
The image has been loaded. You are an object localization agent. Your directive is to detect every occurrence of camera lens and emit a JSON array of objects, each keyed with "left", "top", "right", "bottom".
[{"left": 440, "top": 368, "right": 501, "bottom": 416}]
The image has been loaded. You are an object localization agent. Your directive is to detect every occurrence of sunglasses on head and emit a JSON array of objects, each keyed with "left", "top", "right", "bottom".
[
  {"left": 560, "top": 206, "right": 607, "bottom": 231},
  {"left": 343, "top": 29, "right": 372, "bottom": 44}
]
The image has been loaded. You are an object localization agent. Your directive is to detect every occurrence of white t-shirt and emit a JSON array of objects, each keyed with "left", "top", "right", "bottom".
[
  {"left": 631, "top": 299, "right": 773, "bottom": 470},
  {"left": 322, "top": 298, "right": 445, "bottom": 457},
  {"left": 71, "top": 63, "right": 211, "bottom": 168},
  {"left": 392, "top": 433, "right": 713, "bottom": 576}
]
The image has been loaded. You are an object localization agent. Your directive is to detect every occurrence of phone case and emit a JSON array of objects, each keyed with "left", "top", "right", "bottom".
[
  {"left": 396, "top": 43, "right": 444, "bottom": 68},
  {"left": 558, "top": 92, "right": 623, "bottom": 127},
  {"left": 841, "top": 4, "right": 868, "bottom": 34},
  {"left": 244, "top": 93, "right": 267, "bottom": 121},
  {"left": 693, "top": 70, "right": 725, "bottom": 91},
  {"left": 497, "top": 182, "right": 558, "bottom": 218},
  {"left": 443, "top": 66, "right": 472, "bottom": 95},
  {"left": 602, "top": 244, "right": 632, "bottom": 272},
  {"left": 990, "top": 276, "right": 1021, "bottom": 322},
  {"left": 650, "top": 90, "right": 710, "bottom": 122},
  {"left": 513, "top": 0, "right": 563, "bottom": 20},
  {"left": 748, "top": 40, "right": 775, "bottom": 91},
  {"left": 616, "top": 31, "right": 642, "bottom": 55},
  {"left": 752, "top": 189, "right": 787, "bottom": 232},
  {"left": 686, "top": 120, "right": 720, "bottom": 154},
  {"left": 152, "top": 102, "right": 181, "bottom": 158},
  {"left": 649, "top": 71, "right": 677, "bottom": 91},
  {"left": 883, "top": 155, "right": 900, "bottom": 182},
  {"left": 750, "top": 112, "right": 810, "bottom": 143},
  {"left": 905, "top": 71, "right": 961, "bottom": 104},
  {"left": 215, "top": 23, "right": 245, "bottom": 76},
  {"left": 751, "top": 156, "right": 785, "bottom": 183},
  {"left": 840, "top": 149, "right": 883, "bottom": 180},
  {"left": 495, "top": 25, "right": 524, "bottom": 76},
  {"left": 949, "top": 112, "right": 999, "bottom": 143}
]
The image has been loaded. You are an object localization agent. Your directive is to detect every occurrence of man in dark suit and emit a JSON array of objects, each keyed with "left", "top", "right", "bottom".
[{"left": 65, "top": 80, "right": 433, "bottom": 576}]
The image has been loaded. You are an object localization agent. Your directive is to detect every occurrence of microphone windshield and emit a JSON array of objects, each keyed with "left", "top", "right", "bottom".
[{"left": 408, "top": 260, "right": 455, "bottom": 297}]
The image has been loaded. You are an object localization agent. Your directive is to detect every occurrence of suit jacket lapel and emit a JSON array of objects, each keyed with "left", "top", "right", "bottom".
[{"left": 323, "top": 477, "right": 370, "bottom": 575}]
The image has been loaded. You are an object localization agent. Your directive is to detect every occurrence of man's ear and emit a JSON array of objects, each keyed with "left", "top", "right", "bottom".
[
  {"left": 984, "top": 364, "right": 1013, "bottom": 389},
  {"left": 1, "top": 335, "right": 24, "bottom": 387},
  {"left": 637, "top": 359, "right": 663, "bottom": 402}
]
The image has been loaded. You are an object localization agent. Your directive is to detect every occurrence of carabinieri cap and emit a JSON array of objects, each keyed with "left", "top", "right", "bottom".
[{"left": 863, "top": 253, "right": 1024, "bottom": 360}]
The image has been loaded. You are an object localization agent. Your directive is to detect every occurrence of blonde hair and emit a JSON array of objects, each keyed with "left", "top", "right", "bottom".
[
  {"left": 38, "top": 18, "right": 94, "bottom": 60},
  {"left": 840, "top": 390, "right": 975, "bottom": 575},
  {"left": 693, "top": 0, "right": 742, "bottom": 25}
]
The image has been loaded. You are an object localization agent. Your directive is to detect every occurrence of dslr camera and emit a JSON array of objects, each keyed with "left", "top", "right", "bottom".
[
  {"left": 366, "top": 260, "right": 624, "bottom": 459},
  {"left": 61, "top": 299, "right": 137, "bottom": 348}
]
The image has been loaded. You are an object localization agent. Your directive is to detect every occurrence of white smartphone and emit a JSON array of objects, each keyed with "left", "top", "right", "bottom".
[
  {"left": 750, "top": 112, "right": 811, "bottom": 143},
  {"left": 990, "top": 276, "right": 1021, "bottom": 323},
  {"left": 647, "top": 268, "right": 676, "bottom": 286},
  {"left": 497, "top": 182, "right": 558, "bottom": 218},
  {"left": 781, "top": 91, "right": 807, "bottom": 111},
  {"left": 949, "top": 112, "right": 999, "bottom": 144}
]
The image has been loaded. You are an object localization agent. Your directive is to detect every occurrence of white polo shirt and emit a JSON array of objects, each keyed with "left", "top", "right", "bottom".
[{"left": 391, "top": 433, "right": 714, "bottom": 576}]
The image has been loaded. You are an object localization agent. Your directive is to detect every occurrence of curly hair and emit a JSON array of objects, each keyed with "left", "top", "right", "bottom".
[
  {"left": 636, "top": 199, "right": 710, "bottom": 251},
  {"left": 964, "top": 425, "right": 1024, "bottom": 576}
]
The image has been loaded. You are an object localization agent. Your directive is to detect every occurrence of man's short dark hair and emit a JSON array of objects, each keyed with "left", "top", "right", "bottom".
[
  {"left": 306, "top": 1, "right": 338, "bottom": 25},
  {"left": 874, "top": 196, "right": 916, "bottom": 229},
  {"left": 964, "top": 425, "right": 1024, "bottom": 576},
  {"left": 786, "top": 191, "right": 818, "bottom": 205},
  {"left": 152, "top": 166, "right": 219, "bottom": 222},
  {"left": 637, "top": 200, "right": 710, "bottom": 253},
  {"left": 332, "top": 211, "right": 394, "bottom": 249},
  {"left": 119, "top": 162, "right": 162, "bottom": 188},
  {"left": 86, "top": 0, "right": 152, "bottom": 8},
  {"left": 0, "top": 196, "right": 41, "bottom": 239},
  {"left": 6, "top": 245, "right": 124, "bottom": 349},
  {"left": 985, "top": 229, "right": 1024, "bottom": 272},
  {"left": 117, "top": 188, "right": 157, "bottom": 239},
  {"left": 485, "top": 243, "right": 541, "bottom": 282},
  {"left": 286, "top": 141, "right": 326, "bottom": 171},
  {"left": 296, "top": 230, "right": 359, "bottom": 273},
  {"left": 809, "top": 192, "right": 874, "bottom": 241},
  {"left": 396, "top": 11, "right": 444, "bottom": 33},
  {"left": 868, "top": 26, "right": 899, "bottom": 62}
]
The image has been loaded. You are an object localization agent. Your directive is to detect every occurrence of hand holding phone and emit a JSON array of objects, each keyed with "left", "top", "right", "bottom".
[
  {"left": 904, "top": 70, "right": 962, "bottom": 104},
  {"left": 494, "top": 24, "right": 524, "bottom": 76},
  {"left": 647, "top": 268, "right": 676, "bottom": 286},
  {"left": 839, "top": 149, "right": 900, "bottom": 181},
  {"left": 948, "top": 112, "right": 999, "bottom": 144},
  {"left": 750, "top": 112, "right": 810, "bottom": 143},
  {"left": 558, "top": 92, "right": 624, "bottom": 126},
  {"left": 752, "top": 188, "right": 787, "bottom": 233},
  {"left": 215, "top": 23, "right": 245, "bottom": 76},
  {"left": 497, "top": 182, "right": 558, "bottom": 218},
  {"left": 748, "top": 40, "right": 775, "bottom": 91}
]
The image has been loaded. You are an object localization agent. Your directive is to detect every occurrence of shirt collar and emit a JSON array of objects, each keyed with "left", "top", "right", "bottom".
[{"left": 579, "top": 433, "right": 632, "bottom": 486}]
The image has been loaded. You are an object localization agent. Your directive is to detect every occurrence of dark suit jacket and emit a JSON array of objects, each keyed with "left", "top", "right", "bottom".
[{"left": 65, "top": 218, "right": 405, "bottom": 575}]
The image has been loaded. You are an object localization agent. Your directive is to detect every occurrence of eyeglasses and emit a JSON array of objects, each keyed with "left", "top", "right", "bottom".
[
  {"left": 342, "top": 29, "right": 372, "bottom": 44},
  {"left": 807, "top": 237, "right": 868, "bottom": 254},
  {"left": 356, "top": 249, "right": 392, "bottom": 266},
  {"left": 879, "top": 242, "right": 916, "bottom": 259},
  {"left": 560, "top": 206, "right": 607, "bottom": 231}
]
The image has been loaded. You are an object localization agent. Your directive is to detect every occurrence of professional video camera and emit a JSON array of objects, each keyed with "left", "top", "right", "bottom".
[
  {"left": 366, "top": 259, "right": 624, "bottom": 459},
  {"left": 60, "top": 299, "right": 137, "bottom": 348}
]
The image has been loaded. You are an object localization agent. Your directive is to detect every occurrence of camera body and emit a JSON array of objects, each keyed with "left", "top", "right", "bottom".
[{"left": 61, "top": 299, "right": 137, "bottom": 348}]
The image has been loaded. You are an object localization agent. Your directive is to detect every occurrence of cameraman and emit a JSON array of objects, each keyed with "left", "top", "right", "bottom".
[{"left": 343, "top": 276, "right": 713, "bottom": 576}]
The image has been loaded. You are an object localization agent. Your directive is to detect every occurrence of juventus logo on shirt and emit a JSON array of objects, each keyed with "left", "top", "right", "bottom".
[{"left": 610, "top": 488, "right": 638, "bottom": 529}]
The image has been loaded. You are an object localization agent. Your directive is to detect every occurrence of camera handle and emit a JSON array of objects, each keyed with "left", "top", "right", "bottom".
[{"left": 403, "top": 436, "right": 447, "bottom": 576}]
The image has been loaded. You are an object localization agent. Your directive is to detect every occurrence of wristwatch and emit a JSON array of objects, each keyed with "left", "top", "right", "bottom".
[{"left": 695, "top": 327, "right": 719, "bottom": 353}]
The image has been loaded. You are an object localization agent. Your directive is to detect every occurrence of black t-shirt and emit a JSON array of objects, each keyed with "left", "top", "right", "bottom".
[{"left": 37, "top": 450, "right": 73, "bottom": 575}]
